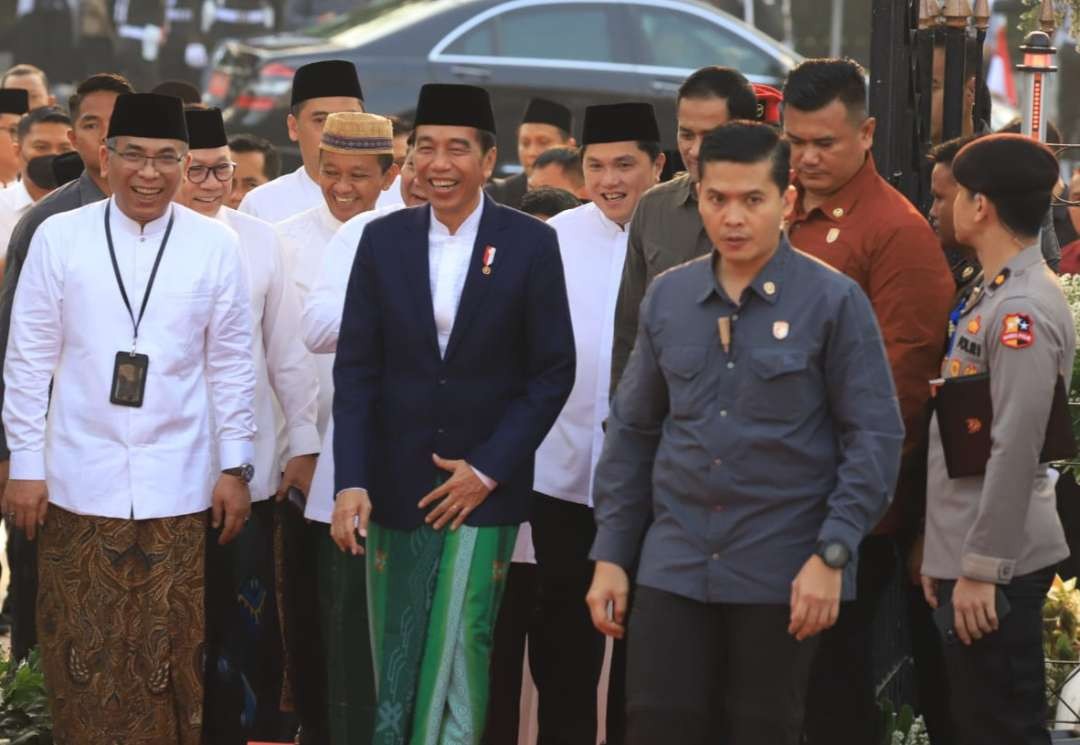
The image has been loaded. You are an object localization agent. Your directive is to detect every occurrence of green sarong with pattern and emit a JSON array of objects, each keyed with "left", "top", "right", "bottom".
[{"left": 367, "top": 521, "right": 517, "bottom": 745}]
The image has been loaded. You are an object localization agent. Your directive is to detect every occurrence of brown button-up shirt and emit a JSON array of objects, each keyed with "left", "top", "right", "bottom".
[
  {"left": 611, "top": 173, "right": 713, "bottom": 393},
  {"left": 789, "top": 155, "right": 953, "bottom": 536}
]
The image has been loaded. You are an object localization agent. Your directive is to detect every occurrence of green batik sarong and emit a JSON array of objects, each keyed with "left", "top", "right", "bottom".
[
  {"left": 318, "top": 529, "right": 376, "bottom": 744},
  {"left": 367, "top": 521, "right": 517, "bottom": 745}
]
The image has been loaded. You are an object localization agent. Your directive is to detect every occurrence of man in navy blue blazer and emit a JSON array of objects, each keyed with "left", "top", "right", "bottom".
[{"left": 329, "top": 83, "right": 575, "bottom": 745}]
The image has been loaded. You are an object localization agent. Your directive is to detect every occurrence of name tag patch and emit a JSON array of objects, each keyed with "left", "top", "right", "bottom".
[
  {"left": 957, "top": 336, "right": 982, "bottom": 356},
  {"left": 1000, "top": 313, "right": 1034, "bottom": 349}
]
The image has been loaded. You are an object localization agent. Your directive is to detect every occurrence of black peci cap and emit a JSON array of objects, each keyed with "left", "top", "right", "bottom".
[
  {"left": 107, "top": 93, "right": 189, "bottom": 142},
  {"left": 0, "top": 89, "right": 28, "bottom": 116},
  {"left": 522, "top": 97, "right": 572, "bottom": 133},
  {"left": 290, "top": 60, "right": 364, "bottom": 107},
  {"left": 952, "top": 133, "right": 1059, "bottom": 196},
  {"left": 581, "top": 102, "right": 660, "bottom": 145},
  {"left": 414, "top": 83, "right": 495, "bottom": 134},
  {"left": 185, "top": 107, "right": 228, "bottom": 150}
]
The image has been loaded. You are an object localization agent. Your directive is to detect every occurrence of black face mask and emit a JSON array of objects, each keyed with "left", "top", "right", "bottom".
[{"left": 25, "top": 154, "right": 58, "bottom": 191}]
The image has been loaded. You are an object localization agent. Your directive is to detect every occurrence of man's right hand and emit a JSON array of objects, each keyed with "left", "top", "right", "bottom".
[
  {"left": 586, "top": 560, "right": 630, "bottom": 639},
  {"left": 2, "top": 478, "right": 47, "bottom": 540},
  {"left": 331, "top": 488, "right": 372, "bottom": 556}
]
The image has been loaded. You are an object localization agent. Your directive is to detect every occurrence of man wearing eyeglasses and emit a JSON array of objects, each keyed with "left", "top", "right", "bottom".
[
  {"left": 173, "top": 106, "right": 320, "bottom": 744},
  {"left": 1, "top": 92, "right": 256, "bottom": 745}
]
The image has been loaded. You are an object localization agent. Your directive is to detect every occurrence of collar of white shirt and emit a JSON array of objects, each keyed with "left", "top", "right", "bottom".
[
  {"left": 109, "top": 197, "right": 174, "bottom": 238},
  {"left": 591, "top": 201, "right": 626, "bottom": 237},
  {"left": 317, "top": 201, "right": 343, "bottom": 235},
  {"left": 430, "top": 192, "right": 484, "bottom": 238},
  {"left": 7, "top": 179, "right": 32, "bottom": 213}
]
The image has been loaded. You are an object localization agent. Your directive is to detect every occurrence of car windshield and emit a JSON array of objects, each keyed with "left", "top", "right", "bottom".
[{"left": 300, "top": 0, "right": 448, "bottom": 46}]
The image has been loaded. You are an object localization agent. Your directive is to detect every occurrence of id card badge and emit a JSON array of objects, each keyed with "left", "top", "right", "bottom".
[{"left": 110, "top": 351, "right": 149, "bottom": 407}]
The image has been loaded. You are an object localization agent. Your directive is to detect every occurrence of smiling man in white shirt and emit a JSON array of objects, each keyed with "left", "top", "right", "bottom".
[
  {"left": 174, "top": 105, "right": 321, "bottom": 744},
  {"left": 526, "top": 102, "right": 663, "bottom": 745},
  {"left": 1, "top": 92, "right": 256, "bottom": 745},
  {"left": 291, "top": 117, "right": 424, "bottom": 743},
  {"left": 239, "top": 60, "right": 402, "bottom": 224}
]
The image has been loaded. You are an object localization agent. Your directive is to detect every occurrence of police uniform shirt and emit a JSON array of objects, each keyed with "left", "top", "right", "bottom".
[
  {"left": 239, "top": 164, "right": 403, "bottom": 224},
  {"left": 298, "top": 202, "right": 403, "bottom": 523},
  {"left": 215, "top": 206, "right": 320, "bottom": 500},
  {"left": 3, "top": 198, "right": 257, "bottom": 518},
  {"left": 534, "top": 201, "right": 627, "bottom": 506},
  {"left": 923, "top": 244, "right": 1074, "bottom": 584}
]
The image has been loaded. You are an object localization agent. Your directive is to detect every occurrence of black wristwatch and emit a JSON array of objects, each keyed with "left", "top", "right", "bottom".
[
  {"left": 223, "top": 464, "right": 255, "bottom": 484},
  {"left": 815, "top": 540, "right": 851, "bottom": 569}
]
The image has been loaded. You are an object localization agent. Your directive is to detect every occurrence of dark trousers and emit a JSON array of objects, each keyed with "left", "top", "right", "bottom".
[
  {"left": 940, "top": 566, "right": 1055, "bottom": 745},
  {"left": 909, "top": 582, "right": 956, "bottom": 745},
  {"left": 204, "top": 499, "right": 294, "bottom": 744},
  {"left": 484, "top": 562, "right": 537, "bottom": 745},
  {"left": 625, "top": 586, "right": 819, "bottom": 745},
  {"left": 279, "top": 501, "right": 329, "bottom": 745},
  {"left": 114, "top": 38, "right": 161, "bottom": 96},
  {"left": 484, "top": 495, "right": 606, "bottom": 745},
  {"left": 9, "top": 525, "right": 37, "bottom": 661},
  {"left": 802, "top": 534, "right": 896, "bottom": 745}
]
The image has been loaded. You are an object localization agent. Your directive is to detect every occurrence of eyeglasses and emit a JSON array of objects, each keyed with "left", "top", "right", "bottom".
[
  {"left": 108, "top": 146, "right": 184, "bottom": 173},
  {"left": 187, "top": 162, "right": 236, "bottom": 184}
]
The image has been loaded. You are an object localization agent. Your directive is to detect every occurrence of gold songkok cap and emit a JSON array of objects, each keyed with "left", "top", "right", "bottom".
[{"left": 320, "top": 112, "right": 394, "bottom": 156}]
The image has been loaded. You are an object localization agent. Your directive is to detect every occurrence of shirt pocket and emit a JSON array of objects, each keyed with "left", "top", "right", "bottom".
[
  {"left": 659, "top": 344, "right": 710, "bottom": 420},
  {"left": 739, "top": 348, "right": 812, "bottom": 421},
  {"left": 159, "top": 291, "right": 214, "bottom": 359}
]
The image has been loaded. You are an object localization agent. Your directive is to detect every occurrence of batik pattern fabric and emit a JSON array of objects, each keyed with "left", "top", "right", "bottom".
[
  {"left": 319, "top": 529, "right": 377, "bottom": 744},
  {"left": 203, "top": 498, "right": 294, "bottom": 743},
  {"left": 367, "top": 521, "right": 517, "bottom": 745},
  {"left": 36, "top": 505, "right": 205, "bottom": 745}
]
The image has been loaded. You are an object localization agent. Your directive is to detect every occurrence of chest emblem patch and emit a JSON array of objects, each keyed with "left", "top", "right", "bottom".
[
  {"left": 966, "top": 417, "right": 983, "bottom": 434},
  {"left": 949, "top": 359, "right": 961, "bottom": 376},
  {"left": 966, "top": 315, "right": 981, "bottom": 334},
  {"left": 1000, "top": 313, "right": 1034, "bottom": 349},
  {"left": 773, "top": 321, "right": 789, "bottom": 340},
  {"left": 826, "top": 228, "right": 840, "bottom": 244},
  {"left": 963, "top": 364, "right": 979, "bottom": 375}
]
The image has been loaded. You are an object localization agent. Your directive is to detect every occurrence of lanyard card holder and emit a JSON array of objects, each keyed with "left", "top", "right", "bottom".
[{"left": 111, "top": 351, "right": 149, "bottom": 407}]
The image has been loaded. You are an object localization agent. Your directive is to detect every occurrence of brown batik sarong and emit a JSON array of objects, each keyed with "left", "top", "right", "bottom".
[{"left": 36, "top": 504, "right": 206, "bottom": 745}]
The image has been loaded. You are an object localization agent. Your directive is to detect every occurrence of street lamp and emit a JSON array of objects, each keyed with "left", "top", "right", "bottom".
[{"left": 1016, "top": 0, "right": 1058, "bottom": 142}]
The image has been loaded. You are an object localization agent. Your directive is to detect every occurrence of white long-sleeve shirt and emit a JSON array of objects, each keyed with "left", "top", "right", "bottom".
[
  {"left": 298, "top": 202, "right": 403, "bottom": 523},
  {"left": 4, "top": 198, "right": 256, "bottom": 519},
  {"left": 533, "top": 202, "right": 627, "bottom": 507},
  {"left": 216, "top": 207, "right": 320, "bottom": 500},
  {"left": 0, "top": 179, "right": 33, "bottom": 255},
  {"left": 239, "top": 164, "right": 404, "bottom": 224}
]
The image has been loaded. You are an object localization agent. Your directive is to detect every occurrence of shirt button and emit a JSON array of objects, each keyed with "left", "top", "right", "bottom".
[
  {"left": 732, "top": 313, "right": 739, "bottom": 321},
  {"left": 726, "top": 362, "right": 735, "bottom": 369},
  {"left": 711, "top": 553, "right": 721, "bottom": 560},
  {"left": 438, "top": 378, "right": 447, "bottom": 385},
  {"left": 437, "top": 428, "right": 445, "bottom": 434},
  {"left": 713, "top": 458, "right": 722, "bottom": 466},
  {"left": 720, "top": 410, "right": 728, "bottom": 417}
]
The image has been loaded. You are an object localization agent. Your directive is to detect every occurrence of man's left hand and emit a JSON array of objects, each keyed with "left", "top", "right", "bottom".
[
  {"left": 212, "top": 475, "right": 251, "bottom": 545},
  {"left": 952, "top": 576, "right": 999, "bottom": 645},
  {"left": 418, "top": 454, "right": 492, "bottom": 531},
  {"left": 276, "top": 454, "right": 318, "bottom": 502},
  {"left": 788, "top": 554, "right": 842, "bottom": 641}
]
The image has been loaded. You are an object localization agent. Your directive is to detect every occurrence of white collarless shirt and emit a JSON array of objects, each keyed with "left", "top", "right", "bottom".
[
  {"left": 0, "top": 179, "right": 34, "bottom": 255},
  {"left": 299, "top": 202, "right": 404, "bottom": 523},
  {"left": 277, "top": 201, "right": 344, "bottom": 442},
  {"left": 430, "top": 197, "right": 484, "bottom": 357},
  {"left": 533, "top": 202, "right": 628, "bottom": 507},
  {"left": 238, "top": 165, "right": 405, "bottom": 224},
  {"left": 4, "top": 198, "right": 257, "bottom": 519},
  {"left": 215, "top": 207, "right": 320, "bottom": 501}
]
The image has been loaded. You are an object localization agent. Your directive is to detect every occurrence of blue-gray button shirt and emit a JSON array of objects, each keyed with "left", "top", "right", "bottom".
[{"left": 591, "top": 238, "right": 904, "bottom": 603}]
